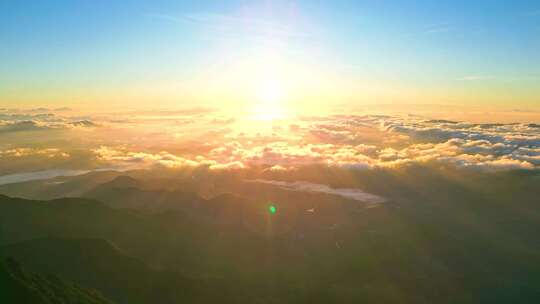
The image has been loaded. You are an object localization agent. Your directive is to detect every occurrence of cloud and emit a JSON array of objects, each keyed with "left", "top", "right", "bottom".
[
  {"left": 0, "top": 169, "right": 91, "bottom": 185},
  {"left": 458, "top": 75, "right": 494, "bottom": 81},
  {"left": 424, "top": 22, "right": 454, "bottom": 34},
  {"left": 54, "top": 107, "right": 73, "bottom": 112},
  {"left": 381, "top": 118, "right": 540, "bottom": 146},
  {"left": 0, "top": 168, "right": 125, "bottom": 186},
  {"left": 93, "top": 146, "right": 200, "bottom": 169},
  {"left": 4, "top": 109, "right": 537, "bottom": 174},
  {"left": 245, "top": 179, "right": 386, "bottom": 204},
  {"left": 27, "top": 108, "right": 50, "bottom": 112},
  {"left": 0, "top": 111, "right": 98, "bottom": 134},
  {"left": 144, "top": 11, "right": 313, "bottom": 41},
  {"left": 91, "top": 112, "right": 540, "bottom": 173},
  {"left": 0, "top": 120, "right": 98, "bottom": 134},
  {"left": 425, "top": 119, "right": 459, "bottom": 124},
  {"left": 377, "top": 117, "right": 539, "bottom": 170},
  {"left": 70, "top": 120, "right": 98, "bottom": 128},
  {"left": 209, "top": 117, "right": 235, "bottom": 125},
  {"left": 0, "top": 148, "right": 69, "bottom": 158},
  {"left": 0, "top": 121, "right": 49, "bottom": 133},
  {"left": 0, "top": 113, "right": 59, "bottom": 122}
]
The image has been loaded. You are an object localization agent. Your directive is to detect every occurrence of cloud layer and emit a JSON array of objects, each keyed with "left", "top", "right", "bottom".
[
  {"left": 1, "top": 109, "right": 539, "bottom": 174},
  {"left": 0, "top": 110, "right": 98, "bottom": 133}
]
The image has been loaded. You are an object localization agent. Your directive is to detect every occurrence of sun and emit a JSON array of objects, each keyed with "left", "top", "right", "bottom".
[
  {"left": 252, "top": 79, "right": 287, "bottom": 121},
  {"left": 258, "top": 79, "right": 283, "bottom": 104},
  {"left": 209, "top": 49, "right": 302, "bottom": 121}
]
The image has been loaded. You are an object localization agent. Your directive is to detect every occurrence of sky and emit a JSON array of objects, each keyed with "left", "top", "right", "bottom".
[{"left": 1, "top": 0, "right": 539, "bottom": 111}]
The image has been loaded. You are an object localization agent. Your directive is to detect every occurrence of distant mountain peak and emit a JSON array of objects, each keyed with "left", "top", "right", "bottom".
[{"left": 103, "top": 176, "right": 141, "bottom": 189}]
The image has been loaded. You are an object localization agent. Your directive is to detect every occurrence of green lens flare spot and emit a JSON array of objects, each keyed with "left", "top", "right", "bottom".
[{"left": 268, "top": 205, "right": 277, "bottom": 214}]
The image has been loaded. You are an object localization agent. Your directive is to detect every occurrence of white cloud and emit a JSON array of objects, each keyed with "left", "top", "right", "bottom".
[
  {"left": 458, "top": 75, "right": 494, "bottom": 81},
  {"left": 0, "top": 148, "right": 69, "bottom": 158},
  {"left": 0, "top": 169, "right": 90, "bottom": 185},
  {"left": 93, "top": 146, "right": 200, "bottom": 169},
  {"left": 0, "top": 111, "right": 98, "bottom": 133},
  {"left": 245, "top": 179, "right": 386, "bottom": 204},
  {"left": 90, "top": 113, "right": 540, "bottom": 172},
  {"left": 3, "top": 110, "right": 538, "bottom": 174}
]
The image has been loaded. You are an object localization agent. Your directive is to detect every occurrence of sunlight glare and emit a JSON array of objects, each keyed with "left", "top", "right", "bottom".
[
  {"left": 258, "top": 79, "right": 283, "bottom": 104},
  {"left": 252, "top": 78, "right": 287, "bottom": 121}
]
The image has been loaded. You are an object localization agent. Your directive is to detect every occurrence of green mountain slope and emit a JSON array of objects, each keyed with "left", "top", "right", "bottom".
[
  {"left": 1, "top": 176, "right": 540, "bottom": 304},
  {"left": 0, "top": 258, "right": 114, "bottom": 304},
  {"left": 0, "top": 238, "right": 242, "bottom": 304}
]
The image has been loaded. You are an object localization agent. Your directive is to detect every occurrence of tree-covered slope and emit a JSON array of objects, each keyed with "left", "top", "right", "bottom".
[{"left": 0, "top": 258, "right": 114, "bottom": 304}]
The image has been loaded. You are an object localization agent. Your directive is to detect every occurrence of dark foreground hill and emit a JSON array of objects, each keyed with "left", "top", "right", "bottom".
[
  {"left": 1, "top": 175, "right": 540, "bottom": 304},
  {"left": 0, "top": 257, "right": 114, "bottom": 304},
  {"left": 0, "top": 237, "right": 265, "bottom": 304}
]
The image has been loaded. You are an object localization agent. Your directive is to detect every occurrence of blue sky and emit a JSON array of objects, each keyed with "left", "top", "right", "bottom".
[{"left": 1, "top": 0, "right": 539, "bottom": 108}]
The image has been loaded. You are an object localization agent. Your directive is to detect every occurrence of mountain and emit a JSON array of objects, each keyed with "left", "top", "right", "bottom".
[
  {"left": 83, "top": 176, "right": 204, "bottom": 211},
  {"left": 0, "top": 237, "right": 147, "bottom": 303},
  {"left": 0, "top": 170, "right": 204, "bottom": 202},
  {"left": 0, "top": 170, "right": 122, "bottom": 200},
  {"left": 0, "top": 237, "right": 246, "bottom": 304},
  {"left": 1, "top": 166, "right": 540, "bottom": 304},
  {"left": 0, "top": 258, "right": 115, "bottom": 304},
  {"left": 99, "top": 175, "right": 141, "bottom": 188}
]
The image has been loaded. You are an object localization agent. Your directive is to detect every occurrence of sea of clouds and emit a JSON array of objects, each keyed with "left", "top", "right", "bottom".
[{"left": 1, "top": 107, "right": 539, "bottom": 175}]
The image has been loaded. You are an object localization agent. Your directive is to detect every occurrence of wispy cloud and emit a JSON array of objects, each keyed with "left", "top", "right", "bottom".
[
  {"left": 245, "top": 179, "right": 387, "bottom": 203},
  {"left": 399, "top": 22, "right": 455, "bottom": 39},
  {"left": 143, "top": 12, "right": 313, "bottom": 39},
  {"left": 458, "top": 75, "right": 494, "bottom": 81},
  {"left": 0, "top": 169, "right": 90, "bottom": 185},
  {"left": 423, "top": 22, "right": 454, "bottom": 34},
  {"left": 0, "top": 168, "right": 125, "bottom": 186}
]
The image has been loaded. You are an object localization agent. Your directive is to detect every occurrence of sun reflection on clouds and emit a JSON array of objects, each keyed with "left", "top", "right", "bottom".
[{"left": 1, "top": 107, "right": 540, "bottom": 175}]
